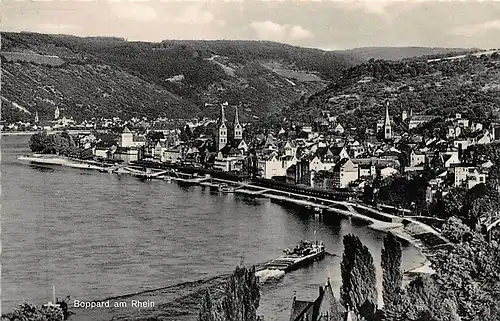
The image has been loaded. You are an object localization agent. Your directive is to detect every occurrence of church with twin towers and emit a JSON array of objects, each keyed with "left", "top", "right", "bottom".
[{"left": 216, "top": 102, "right": 246, "bottom": 152}]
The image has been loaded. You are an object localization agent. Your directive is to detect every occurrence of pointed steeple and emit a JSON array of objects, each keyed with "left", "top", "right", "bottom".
[
  {"left": 220, "top": 104, "right": 226, "bottom": 124},
  {"left": 35, "top": 111, "right": 39, "bottom": 123},
  {"left": 384, "top": 101, "right": 392, "bottom": 140},
  {"left": 218, "top": 103, "right": 228, "bottom": 150},
  {"left": 234, "top": 105, "right": 243, "bottom": 140},
  {"left": 384, "top": 101, "right": 391, "bottom": 126},
  {"left": 234, "top": 106, "right": 240, "bottom": 126}
]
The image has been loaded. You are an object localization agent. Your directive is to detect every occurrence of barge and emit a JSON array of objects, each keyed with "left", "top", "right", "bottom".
[{"left": 264, "top": 240, "right": 326, "bottom": 272}]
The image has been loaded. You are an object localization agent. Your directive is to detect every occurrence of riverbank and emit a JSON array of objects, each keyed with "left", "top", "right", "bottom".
[
  {"left": 17, "top": 154, "right": 448, "bottom": 264},
  {"left": 2, "top": 131, "right": 38, "bottom": 136},
  {"left": 13, "top": 155, "right": 443, "bottom": 321},
  {"left": 17, "top": 154, "right": 448, "bottom": 262}
]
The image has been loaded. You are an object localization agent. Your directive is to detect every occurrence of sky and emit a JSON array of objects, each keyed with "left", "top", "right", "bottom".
[{"left": 2, "top": 0, "right": 500, "bottom": 50}]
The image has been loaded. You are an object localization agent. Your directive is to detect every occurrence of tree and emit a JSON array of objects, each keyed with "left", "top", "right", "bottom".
[
  {"left": 381, "top": 233, "right": 403, "bottom": 308},
  {"left": 180, "top": 125, "right": 192, "bottom": 142},
  {"left": 441, "top": 217, "right": 472, "bottom": 243},
  {"left": 2, "top": 302, "right": 64, "bottom": 321},
  {"left": 199, "top": 290, "right": 215, "bottom": 321},
  {"left": 146, "top": 130, "right": 165, "bottom": 142},
  {"left": 430, "top": 187, "right": 467, "bottom": 219},
  {"left": 383, "top": 275, "right": 460, "bottom": 321},
  {"left": 431, "top": 217, "right": 500, "bottom": 320},
  {"left": 340, "top": 234, "right": 377, "bottom": 316},
  {"left": 198, "top": 265, "right": 261, "bottom": 321},
  {"left": 29, "top": 131, "right": 47, "bottom": 153}
]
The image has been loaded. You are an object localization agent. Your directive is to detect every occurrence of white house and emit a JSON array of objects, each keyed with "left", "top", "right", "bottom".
[
  {"left": 334, "top": 123, "right": 345, "bottom": 134},
  {"left": 440, "top": 150, "right": 461, "bottom": 168},
  {"left": 332, "top": 158, "right": 359, "bottom": 188},
  {"left": 410, "top": 150, "right": 426, "bottom": 167},
  {"left": 163, "top": 147, "right": 182, "bottom": 163},
  {"left": 454, "top": 166, "right": 488, "bottom": 189},
  {"left": 119, "top": 127, "right": 147, "bottom": 148},
  {"left": 258, "top": 154, "right": 285, "bottom": 178}
]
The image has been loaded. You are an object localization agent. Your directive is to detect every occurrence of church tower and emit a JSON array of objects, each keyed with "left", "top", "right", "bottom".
[
  {"left": 218, "top": 104, "right": 228, "bottom": 150},
  {"left": 34, "top": 111, "right": 39, "bottom": 123},
  {"left": 234, "top": 106, "right": 243, "bottom": 140},
  {"left": 384, "top": 101, "right": 392, "bottom": 140}
]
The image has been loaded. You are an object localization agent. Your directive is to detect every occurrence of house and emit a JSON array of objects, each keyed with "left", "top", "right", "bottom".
[
  {"left": 439, "top": 150, "right": 460, "bottom": 168},
  {"left": 289, "top": 279, "right": 354, "bottom": 321},
  {"left": 334, "top": 123, "right": 345, "bottom": 134},
  {"left": 281, "top": 155, "right": 297, "bottom": 173},
  {"left": 453, "top": 138, "right": 475, "bottom": 151},
  {"left": 410, "top": 150, "right": 426, "bottom": 167},
  {"left": 93, "top": 147, "right": 110, "bottom": 158},
  {"left": 332, "top": 158, "right": 359, "bottom": 188},
  {"left": 408, "top": 115, "right": 436, "bottom": 130},
  {"left": 302, "top": 126, "right": 313, "bottom": 133},
  {"left": 446, "top": 126, "right": 462, "bottom": 139},
  {"left": 113, "top": 147, "right": 139, "bottom": 164},
  {"left": 454, "top": 166, "right": 488, "bottom": 189},
  {"left": 358, "top": 163, "right": 376, "bottom": 178},
  {"left": 119, "top": 127, "right": 147, "bottom": 148},
  {"left": 152, "top": 141, "right": 169, "bottom": 162},
  {"left": 214, "top": 155, "right": 234, "bottom": 172},
  {"left": 163, "top": 146, "right": 182, "bottom": 163},
  {"left": 258, "top": 154, "right": 284, "bottom": 178},
  {"left": 283, "top": 141, "right": 298, "bottom": 157},
  {"left": 476, "top": 131, "right": 492, "bottom": 145},
  {"left": 236, "top": 139, "right": 249, "bottom": 154},
  {"left": 491, "top": 123, "right": 500, "bottom": 141}
]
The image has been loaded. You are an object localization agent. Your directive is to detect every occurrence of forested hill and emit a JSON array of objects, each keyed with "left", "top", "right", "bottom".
[
  {"left": 1, "top": 32, "right": 360, "bottom": 123},
  {"left": 285, "top": 50, "right": 500, "bottom": 132},
  {"left": 336, "top": 46, "right": 476, "bottom": 61}
]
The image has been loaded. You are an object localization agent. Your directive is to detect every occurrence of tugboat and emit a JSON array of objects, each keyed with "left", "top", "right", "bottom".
[{"left": 264, "top": 240, "right": 326, "bottom": 272}]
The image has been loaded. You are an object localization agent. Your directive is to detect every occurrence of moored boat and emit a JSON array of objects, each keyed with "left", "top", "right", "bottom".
[
  {"left": 66, "top": 163, "right": 104, "bottom": 171},
  {"left": 219, "top": 183, "right": 235, "bottom": 193},
  {"left": 18, "top": 155, "right": 67, "bottom": 166},
  {"left": 264, "top": 240, "right": 326, "bottom": 272}
]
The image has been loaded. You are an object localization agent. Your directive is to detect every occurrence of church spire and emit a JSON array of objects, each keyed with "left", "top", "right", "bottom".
[
  {"left": 384, "top": 101, "right": 392, "bottom": 140},
  {"left": 235, "top": 106, "right": 240, "bottom": 126},
  {"left": 234, "top": 105, "right": 243, "bottom": 140},
  {"left": 384, "top": 101, "right": 391, "bottom": 126},
  {"left": 218, "top": 102, "right": 228, "bottom": 150},
  {"left": 221, "top": 103, "right": 226, "bottom": 124}
]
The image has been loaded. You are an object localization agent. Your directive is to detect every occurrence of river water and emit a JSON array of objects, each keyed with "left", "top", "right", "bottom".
[{"left": 1, "top": 134, "right": 425, "bottom": 320}]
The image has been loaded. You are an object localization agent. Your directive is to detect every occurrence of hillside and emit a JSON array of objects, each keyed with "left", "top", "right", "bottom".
[
  {"left": 285, "top": 51, "right": 500, "bottom": 132},
  {"left": 0, "top": 32, "right": 360, "bottom": 123},
  {"left": 336, "top": 47, "right": 477, "bottom": 61}
]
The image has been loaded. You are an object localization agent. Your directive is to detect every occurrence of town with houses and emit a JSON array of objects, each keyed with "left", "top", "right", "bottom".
[{"left": 9, "top": 100, "right": 500, "bottom": 214}]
